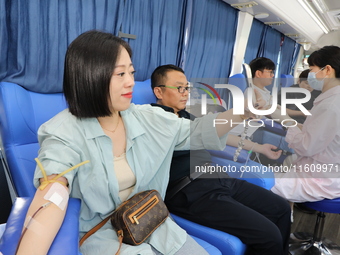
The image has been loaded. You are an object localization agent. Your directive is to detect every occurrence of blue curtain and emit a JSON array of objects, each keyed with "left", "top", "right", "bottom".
[
  {"left": 245, "top": 20, "right": 282, "bottom": 66},
  {"left": 183, "top": 0, "right": 237, "bottom": 80},
  {"left": 244, "top": 19, "right": 266, "bottom": 64},
  {"left": 122, "top": 0, "right": 187, "bottom": 81},
  {"left": 290, "top": 43, "right": 301, "bottom": 75},
  {"left": 279, "top": 36, "right": 297, "bottom": 75},
  {"left": 258, "top": 27, "right": 282, "bottom": 64},
  {"left": 0, "top": 0, "right": 124, "bottom": 93}
]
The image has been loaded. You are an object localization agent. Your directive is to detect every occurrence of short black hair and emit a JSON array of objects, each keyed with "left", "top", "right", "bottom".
[
  {"left": 63, "top": 30, "right": 132, "bottom": 118},
  {"left": 299, "top": 69, "right": 310, "bottom": 81},
  {"left": 151, "top": 64, "right": 185, "bottom": 91},
  {"left": 308, "top": 45, "right": 340, "bottom": 78},
  {"left": 249, "top": 57, "right": 275, "bottom": 77}
]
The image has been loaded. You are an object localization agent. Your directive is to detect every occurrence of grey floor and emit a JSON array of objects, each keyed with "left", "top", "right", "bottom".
[{"left": 291, "top": 204, "right": 340, "bottom": 244}]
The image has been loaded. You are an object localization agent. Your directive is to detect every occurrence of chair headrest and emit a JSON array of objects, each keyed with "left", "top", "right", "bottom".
[
  {"left": 280, "top": 74, "right": 294, "bottom": 88},
  {"left": 228, "top": 73, "right": 247, "bottom": 93},
  {"left": 0, "top": 82, "right": 67, "bottom": 146},
  {"left": 131, "top": 79, "right": 157, "bottom": 105}
]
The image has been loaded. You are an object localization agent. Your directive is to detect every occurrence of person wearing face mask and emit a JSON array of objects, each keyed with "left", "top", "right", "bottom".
[
  {"left": 277, "top": 69, "right": 321, "bottom": 123},
  {"left": 271, "top": 45, "right": 340, "bottom": 204}
]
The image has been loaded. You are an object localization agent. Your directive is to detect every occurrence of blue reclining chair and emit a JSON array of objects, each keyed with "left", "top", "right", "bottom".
[
  {"left": 0, "top": 81, "right": 221, "bottom": 255},
  {"left": 0, "top": 82, "right": 81, "bottom": 254}
]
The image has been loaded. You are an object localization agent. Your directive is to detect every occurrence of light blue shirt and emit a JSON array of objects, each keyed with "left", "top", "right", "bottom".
[{"left": 34, "top": 103, "right": 227, "bottom": 255}]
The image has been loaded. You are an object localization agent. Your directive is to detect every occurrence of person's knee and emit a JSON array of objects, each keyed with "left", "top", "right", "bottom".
[
  {"left": 260, "top": 226, "right": 284, "bottom": 253},
  {"left": 272, "top": 193, "right": 291, "bottom": 217}
]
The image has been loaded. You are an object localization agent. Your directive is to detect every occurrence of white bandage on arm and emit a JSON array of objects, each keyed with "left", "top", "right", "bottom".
[{"left": 43, "top": 182, "right": 69, "bottom": 211}]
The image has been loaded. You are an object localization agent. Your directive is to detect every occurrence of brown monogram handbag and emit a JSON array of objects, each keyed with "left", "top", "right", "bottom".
[{"left": 79, "top": 190, "right": 169, "bottom": 255}]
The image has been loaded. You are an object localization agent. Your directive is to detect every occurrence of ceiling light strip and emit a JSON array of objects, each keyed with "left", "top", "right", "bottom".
[
  {"left": 297, "top": 0, "right": 329, "bottom": 34},
  {"left": 313, "top": 0, "right": 327, "bottom": 14},
  {"left": 230, "top": 1, "right": 258, "bottom": 9}
]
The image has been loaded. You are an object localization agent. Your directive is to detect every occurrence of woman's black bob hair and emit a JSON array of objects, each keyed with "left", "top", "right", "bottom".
[
  {"left": 307, "top": 45, "right": 340, "bottom": 78},
  {"left": 63, "top": 30, "right": 132, "bottom": 118}
]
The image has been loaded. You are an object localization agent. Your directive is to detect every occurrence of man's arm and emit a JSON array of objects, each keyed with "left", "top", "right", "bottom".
[{"left": 16, "top": 175, "right": 69, "bottom": 255}]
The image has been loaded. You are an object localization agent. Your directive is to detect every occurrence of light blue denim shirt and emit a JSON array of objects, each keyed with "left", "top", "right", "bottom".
[{"left": 33, "top": 103, "right": 227, "bottom": 255}]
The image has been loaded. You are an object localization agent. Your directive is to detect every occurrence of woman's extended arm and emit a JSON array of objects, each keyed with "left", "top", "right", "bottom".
[
  {"left": 226, "top": 134, "right": 282, "bottom": 160},
  {"left": 16, "top": 175, "right": 69, "bottom": 255}
]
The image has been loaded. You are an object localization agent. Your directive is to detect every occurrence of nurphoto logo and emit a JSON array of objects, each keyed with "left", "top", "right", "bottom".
[{"left": 195, "top": 82, "right": 312, "bottom": 128}]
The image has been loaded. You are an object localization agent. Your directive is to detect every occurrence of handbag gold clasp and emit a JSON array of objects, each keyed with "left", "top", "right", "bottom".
[{"left": 133, "top": 216, "right": 139, "bottom": 224}]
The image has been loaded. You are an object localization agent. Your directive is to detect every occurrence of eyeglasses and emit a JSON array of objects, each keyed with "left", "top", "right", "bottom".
[
  {"left": 157, "top": 85, "right": 191, "bottom": 93},
  {"left": 262, "top": 70, "right": 275, "bottom": 75}
]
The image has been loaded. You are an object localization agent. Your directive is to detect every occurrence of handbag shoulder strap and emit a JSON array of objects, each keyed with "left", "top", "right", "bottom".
[
  {"left": 79, "top": 215, "right": 124, "bottom": 255},
  {"left": 79, "top": 215, "right": 111, "bottom": 246}
]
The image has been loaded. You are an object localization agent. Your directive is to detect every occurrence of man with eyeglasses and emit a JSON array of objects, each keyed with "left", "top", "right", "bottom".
[
  {"left": 247, "top": 57, "right": 305, "bottom": 118},
  {"left": 150, "top": 64, "right": 291, "bottom": 255},
  {"left": 246, "top": 57, "right": 276, "bottom": 109}
]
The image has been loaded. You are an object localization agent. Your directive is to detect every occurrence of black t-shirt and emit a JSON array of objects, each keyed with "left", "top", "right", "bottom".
[{"left": 151, "top": 103, "right": 212, "bottom": 182}]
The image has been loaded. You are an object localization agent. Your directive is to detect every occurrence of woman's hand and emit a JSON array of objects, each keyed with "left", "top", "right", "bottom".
[{"left": 258, "top": 144, "right": 282, "bottom": 160}]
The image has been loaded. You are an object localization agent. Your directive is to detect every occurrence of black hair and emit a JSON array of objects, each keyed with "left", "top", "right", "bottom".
[
  {"left": 150, "top": 64, "right": 185, "bottom": 91},
  {"left": 307, "top": 45, "right": 340, "bottom": 78},
  {"left": 249, "top": 57, "right": 275, "bottom": 77},
  {"left": 299, "top": 69, "right": 310, "bottom": 81},
  {"left": 63, "top": 30, "right": 132, "bottom": 118}
]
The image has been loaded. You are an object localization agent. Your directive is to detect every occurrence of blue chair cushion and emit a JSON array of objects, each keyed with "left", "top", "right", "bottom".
[
  {"left": 303, "top": 198, "right": 340, "bottom": 214},
  {"left": 0, "top": 197, "right": 81, "bottom": 255}
]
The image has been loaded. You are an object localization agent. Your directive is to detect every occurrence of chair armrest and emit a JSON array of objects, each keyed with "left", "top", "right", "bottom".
[
  {"left": 210, "top": 156, "right": 275, "bottom": 190},
  {"left": 171, "top": 214, "right": 246, "bottom": 255},
  {"left": 261, "top": 119, "right": 287, "bottom": 136},
  {"left": 0, "top": 197, "right": 81, "bottom": 255}
]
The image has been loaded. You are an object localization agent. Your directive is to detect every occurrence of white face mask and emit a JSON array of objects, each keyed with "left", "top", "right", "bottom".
[{"left": 307, "top": 67, "right": 326, "bottom": 91}]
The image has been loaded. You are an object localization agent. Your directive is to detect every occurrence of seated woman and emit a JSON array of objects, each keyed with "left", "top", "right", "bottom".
[
  {"left": 272, "top": 45, "right": 340, "bottom": 203},
  {"left": 15, "top": 30, "right": 255, "bottom": 255}
]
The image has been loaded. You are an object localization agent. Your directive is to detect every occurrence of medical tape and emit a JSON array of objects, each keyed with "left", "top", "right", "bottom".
[
  {"left": 35, "top": 158, "right": 90, "bottom": 190},
  {"left": 23, "top": 215, "right": 44, "bottom": 235},
  {"left": 44, "top": 182, "right": 69, "bottom": 210}
]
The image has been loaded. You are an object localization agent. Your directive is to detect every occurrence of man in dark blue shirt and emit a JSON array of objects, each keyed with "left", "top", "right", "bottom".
[{"left": 150, "top": 64, "right": 291, "bottom": 255}]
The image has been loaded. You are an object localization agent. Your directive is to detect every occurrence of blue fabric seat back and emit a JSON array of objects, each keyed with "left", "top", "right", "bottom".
[
  {"left": 228, "top": 73, "right": 247, "bottom": 93},
  {"left": 280, "top": 74, "right": 294, "bottom": 88},
  {"left": 131, "top": 79, "right": 156, "bottom": 105},
  {"left": 0, "top": 82, "right": 67, "bottom": 197}
]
